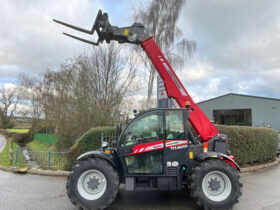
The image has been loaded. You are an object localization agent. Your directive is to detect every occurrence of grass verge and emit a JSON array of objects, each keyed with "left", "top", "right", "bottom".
[
  {"left": 27, "top": 140, "right": 54, "bottom": 151},
  {"left": 7, "top": 129, "right": 29, "bottom": 133},
  {"left": 0, "top": 138, "right": 27, "bottom": 168}
]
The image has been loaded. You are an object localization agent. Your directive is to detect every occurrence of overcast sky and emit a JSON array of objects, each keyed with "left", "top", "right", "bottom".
[{"left": 0, "top": 0, "right": 280, "bottom": 102}]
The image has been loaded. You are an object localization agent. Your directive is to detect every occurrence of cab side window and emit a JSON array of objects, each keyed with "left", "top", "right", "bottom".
[
  {"left": 120, "top": 110, "right": 164, "bottom": 147},
  {"left": 166, "top": 110, "right": 184, "bottom": 140}
]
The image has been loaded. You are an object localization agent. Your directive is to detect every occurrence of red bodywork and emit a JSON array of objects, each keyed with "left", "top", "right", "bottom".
[
  {"left": 141, "top": 37, "right": 219, "bottom": 141},
  {"left": 127, "top": 140, "right": 189, "bottom": 156}
]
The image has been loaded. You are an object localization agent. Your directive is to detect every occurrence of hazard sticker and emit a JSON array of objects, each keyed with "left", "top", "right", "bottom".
[{"left": 172, "top": 161, "right": 179, "bottom": 167}]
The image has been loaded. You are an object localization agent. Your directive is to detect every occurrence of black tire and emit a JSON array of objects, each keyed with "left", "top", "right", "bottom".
[
  {"left": 66, "top": 158, "right": 119, "bottom": 210},
  {"left": 188, "top": 159, "right": 242, "bottom": 210}
]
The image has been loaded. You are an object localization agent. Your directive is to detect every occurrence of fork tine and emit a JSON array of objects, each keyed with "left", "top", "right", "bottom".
[{"left": 62, "top": 33, "right": 98, "bottom": 45}]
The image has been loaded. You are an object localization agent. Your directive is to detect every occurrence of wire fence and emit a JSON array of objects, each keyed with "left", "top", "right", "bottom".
[
  {"left": 13, "top": 133, "right": 119, "bottom": 169},
  {"left": 15, "top": 147, "right": 69, "bottom": 170},
  {"left": 13, "top": 147, "right": 28, "bottom": 167}
]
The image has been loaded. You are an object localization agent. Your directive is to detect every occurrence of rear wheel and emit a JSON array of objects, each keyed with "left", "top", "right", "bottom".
[
  {"left": 189, "top": 159, "right": 242, "bottom": 210},
  {"left": 66, "top": 158, "right": 119, "bottom": 210}
]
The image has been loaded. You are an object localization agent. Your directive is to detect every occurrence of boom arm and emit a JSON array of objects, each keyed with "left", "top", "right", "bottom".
[
  {"left": 141, "top": 38, "right": 219, "bottom": 140},
  {"left": 53, "top": 10, "right": 219, "bottom": 141}
]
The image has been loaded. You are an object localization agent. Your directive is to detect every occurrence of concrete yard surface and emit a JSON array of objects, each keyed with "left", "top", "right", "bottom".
[{"left": 1, "top": 162, "right": 280, "bottom": 210}]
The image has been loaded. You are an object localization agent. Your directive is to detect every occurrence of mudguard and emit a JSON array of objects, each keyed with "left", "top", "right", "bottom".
[
  {"left": 195, "top": 152, "right": 240, "bottom": 171},
  {"left": 77, "top": 150, "right": 117, "bottom": 168}
]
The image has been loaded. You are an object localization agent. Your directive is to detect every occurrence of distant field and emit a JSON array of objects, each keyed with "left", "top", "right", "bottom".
[{"left": 7, "top": 129, "right": 29, "bottom": 133}]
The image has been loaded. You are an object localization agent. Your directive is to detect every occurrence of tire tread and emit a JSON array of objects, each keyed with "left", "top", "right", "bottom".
[
  {"left": 188, "top": 159, "right": 242, "bottom": 210},
  {"left": 66, "top": 158, "right": 119, "bottom": 210}
]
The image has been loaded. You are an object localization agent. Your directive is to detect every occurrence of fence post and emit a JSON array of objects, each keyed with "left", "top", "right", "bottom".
[
  {"left": 9, "top": 141, "right": 13, "bottom": 166},
  {"left": 47, "top": 149, "right": 50, "bottom": 170},
  {"left": 14, "top": 148, "right": 19, "bottom": 167},
  {"left": 101, "top": 133, "right": 104, "bottom": 146}
]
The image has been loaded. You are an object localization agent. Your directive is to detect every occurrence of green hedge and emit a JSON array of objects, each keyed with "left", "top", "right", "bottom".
[
  {"left": 216, "top": 125, "right": 278, "bottom": 166},
  {"left": 64, "top": 124, "right": 278, "bottom": 169},
  {"left": 12, "top": 133, "right": 32, "bottom": 146},
  {"left": 65, "top": 126, "right": 116, "bottom": 170}
]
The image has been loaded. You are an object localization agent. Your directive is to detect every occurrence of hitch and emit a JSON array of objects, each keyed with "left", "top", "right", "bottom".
[{"left": 53, "top": 9, "right": 149, "bottom": 46}]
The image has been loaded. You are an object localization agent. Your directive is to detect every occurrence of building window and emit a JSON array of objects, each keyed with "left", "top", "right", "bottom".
[{"left": 213, "top": 109, "right": 252, "bottom": 126}]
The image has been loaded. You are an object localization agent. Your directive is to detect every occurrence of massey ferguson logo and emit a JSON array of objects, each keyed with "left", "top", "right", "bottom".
[
  {"left": 169, "top": 144, "right": 188, "bottom": 150},
  {"left": 128, "top": 140, "right": 188, "bottom": 155}
]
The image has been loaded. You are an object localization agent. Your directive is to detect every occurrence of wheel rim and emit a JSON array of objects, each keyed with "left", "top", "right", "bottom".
[
  {"left": 77, "top": 169, "right": 107, "bottom": 200},
  {"left": 202, "top": 171, "right": 232, "bottom": 202}
]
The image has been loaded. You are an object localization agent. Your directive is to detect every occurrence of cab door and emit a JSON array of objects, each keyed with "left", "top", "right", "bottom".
[
  {"left": 118, "top": 110, "right": 164, "bottom": 174},
  {"left": 165, "top": 110, "right": 187, "bottom": 142},
  {"left": 164, "top": 110, "right": 189, "bottom": 176}
]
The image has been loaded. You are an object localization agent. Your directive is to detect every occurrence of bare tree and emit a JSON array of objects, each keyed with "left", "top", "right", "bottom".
[
  {"left": 86, "top": 43, "right": 139, "bottom": 125},
  {"left": 0, "top": 87, "right": 19, "bottom": 129},
  {"left": 18, "top": 73, "right": 44, "bottom": 128},
  {"left": 137, "top": 97, "right": 157, "bottom": 112},
  {"left": 133, "top": 0, "right": 196, "bottom": 107},
  {"left": 19, "top": 43, "right": 139, "bottom": 149}
]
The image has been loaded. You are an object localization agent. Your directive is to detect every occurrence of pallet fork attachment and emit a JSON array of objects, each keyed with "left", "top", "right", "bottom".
[{"left": 53, "top": 9, "right": 149, "bottom": 46}]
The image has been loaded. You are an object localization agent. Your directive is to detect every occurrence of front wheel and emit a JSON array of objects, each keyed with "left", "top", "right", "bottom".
[
  {"left": 189, "top": 159, "right": 242, "bottom": 210},
  {"left": 66, "top": 158, "right": 119, "bottom": 210}
]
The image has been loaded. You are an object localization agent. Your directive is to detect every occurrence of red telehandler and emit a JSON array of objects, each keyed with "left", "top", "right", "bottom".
[{"left": 54, "top": 10, "right": 242, "bottom": 210}]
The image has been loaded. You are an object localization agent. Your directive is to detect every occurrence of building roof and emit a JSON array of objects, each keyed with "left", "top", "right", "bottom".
[{"left": 197, "top": 93, "right": 280, "bottom": 104}]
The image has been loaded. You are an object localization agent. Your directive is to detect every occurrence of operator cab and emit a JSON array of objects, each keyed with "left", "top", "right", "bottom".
[{"left": 117, "top": 108, "right": 197, "bottom": 190}]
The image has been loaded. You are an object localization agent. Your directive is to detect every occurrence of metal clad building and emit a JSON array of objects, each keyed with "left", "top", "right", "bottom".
[{"left": 197, "top": 93, "right": 280, "bottom": 132}]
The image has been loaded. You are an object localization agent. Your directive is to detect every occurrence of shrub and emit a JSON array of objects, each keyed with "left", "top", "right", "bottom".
[
  {"left": 0, "top": 129, "right": 13, "bottom": 138},
  {"left": 12, "top": 133, "right": 32, "bottom": 146},
  {"left": 65, "top": 126, "right": 116, "bottom": 170},
  {"left": 6, "top": 122, "right": 14, "bottom": 129},
  {"left": 216, "top": 125, "right": 278, "bottom": 166},
  {"left": 0, "top": 129, "right": 32, "bottom": 146}
]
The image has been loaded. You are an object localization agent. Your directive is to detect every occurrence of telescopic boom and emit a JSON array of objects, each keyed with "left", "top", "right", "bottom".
[{"left": 53, "top": 9, "right": 219, "bottom": 141}]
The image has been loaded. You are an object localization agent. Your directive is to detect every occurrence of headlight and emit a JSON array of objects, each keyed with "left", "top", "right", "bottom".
[{"left": 102, "top": 141, "right": 109, "bottom": 148}]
